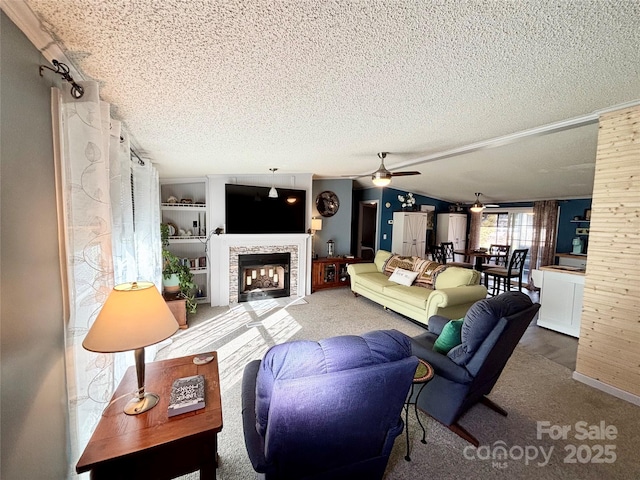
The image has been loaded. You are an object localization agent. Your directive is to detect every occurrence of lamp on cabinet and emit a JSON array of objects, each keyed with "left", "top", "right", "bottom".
[{"left": 310, "top": 217, "right": 323, "bottom": 259}]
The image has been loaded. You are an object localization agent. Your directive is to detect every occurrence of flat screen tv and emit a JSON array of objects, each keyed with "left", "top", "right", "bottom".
[{"left": 225, "top": 184, "right": 307, "bottom": 234}]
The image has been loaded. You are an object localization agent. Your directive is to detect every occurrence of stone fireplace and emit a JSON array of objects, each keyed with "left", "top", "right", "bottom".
[
  {"left": 218, "top": 235, "right": 308, "bottom": 305},
  {"left": 237, "top": 252, "right": 290, "bottom": 302}
]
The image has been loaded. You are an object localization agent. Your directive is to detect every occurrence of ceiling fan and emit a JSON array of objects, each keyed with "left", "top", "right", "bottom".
[
  {"left": 469, "top": 193, "right": 500, "bottom": 212},
  {"left": 370, "top": 152, "right": 421, "bottom": 187}
]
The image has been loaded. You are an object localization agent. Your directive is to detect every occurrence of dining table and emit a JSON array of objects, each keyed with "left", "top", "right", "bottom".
[{"left": 454, "top": 250, "right": 508, "bottom": 270}]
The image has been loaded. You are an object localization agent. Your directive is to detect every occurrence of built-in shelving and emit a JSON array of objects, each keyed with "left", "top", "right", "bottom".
[{"left": 160, "top": 178, "right": 209, "bottom": 303}]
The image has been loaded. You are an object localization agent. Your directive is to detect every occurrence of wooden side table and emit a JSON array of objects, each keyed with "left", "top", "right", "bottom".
[
  {"left": 76, "top": 354, "right": 223, "bottom": 479},
  {"left": 164, "top": 292, "right": 188, "bottom": 329}
]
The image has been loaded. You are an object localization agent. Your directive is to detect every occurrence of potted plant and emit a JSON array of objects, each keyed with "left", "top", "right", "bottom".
[{"left": 161, "top": 223, "right": 198, "bottom": 314}]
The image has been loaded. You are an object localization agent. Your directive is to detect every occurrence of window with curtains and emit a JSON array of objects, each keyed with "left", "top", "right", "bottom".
[
  {"left": 478, "top": 208, "right": 535, "bottom": 273},
  {"left": 53, "top": 81, "right": 162, "bottom": 472}
]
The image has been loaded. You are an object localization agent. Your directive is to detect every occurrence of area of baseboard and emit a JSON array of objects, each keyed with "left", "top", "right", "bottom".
[{"left": 572, "top": 371, "right": 640, "bottom": 407}]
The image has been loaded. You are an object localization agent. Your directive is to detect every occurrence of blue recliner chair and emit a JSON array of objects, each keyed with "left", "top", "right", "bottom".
[
  {"left": 241, "top": 330, "right": 418, "bottom": 480},
  {"left": 410, "top": 291, "right": 540, "bottom": 446}
]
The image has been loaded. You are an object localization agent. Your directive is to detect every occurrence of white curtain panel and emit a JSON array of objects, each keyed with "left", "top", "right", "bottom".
[
  {"left": 55, "top": 82, "right": 116, "bottom": 469},
  {"left": 53, "top": 81, "right": 163, "bottom": 472}
]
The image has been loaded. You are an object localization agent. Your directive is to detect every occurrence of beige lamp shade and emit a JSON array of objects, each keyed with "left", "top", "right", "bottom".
[
  {"left": 83, "top": 281, "right": 179, "bottom": 353},
  {"left": 311, "top": 218, "right": 323, "bottom": 231}
]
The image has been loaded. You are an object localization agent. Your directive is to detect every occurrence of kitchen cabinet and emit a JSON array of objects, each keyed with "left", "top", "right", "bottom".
[
  {"left": 160, "top": 178, "right": 209, "bottom": 303},
  {"left": 436, "top": 213, "right": 467, "bottom": 251},
  {"left": 392, "top": 212, "right": 429, "bottom": 257},
  {"left": 532, "top": 266, "right": 585, "bottom": 338}
]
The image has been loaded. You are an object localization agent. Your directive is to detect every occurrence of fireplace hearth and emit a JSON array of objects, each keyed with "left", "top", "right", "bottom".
[{"left": 238, "top": 252, "right": 290, "bottom": 302}]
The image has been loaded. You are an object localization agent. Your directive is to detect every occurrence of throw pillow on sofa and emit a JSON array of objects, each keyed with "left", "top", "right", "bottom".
[
  {"left": 433, "top": 319, "right": 464, "bottom": 354},
  {"left": 388, "top": 267, "right": 419, "bottom": 286}
]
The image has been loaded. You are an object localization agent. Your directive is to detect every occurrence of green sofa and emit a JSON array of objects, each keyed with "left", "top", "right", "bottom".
[{"left": 347, "top": 250, "right": 487, "bottom": 327}]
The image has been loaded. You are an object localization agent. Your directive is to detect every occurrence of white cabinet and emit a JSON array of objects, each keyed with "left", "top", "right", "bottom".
[
  {"left": 436, "top": 213, "right": 467, "bottom": 250},
  {"left": 392, "top": 212, "right": 428, "bottom": 257},
  {"left": 160, "top": 178, "right": 209, "bottom": 303},
  {"left": 534, "top": 267, "right": 585, "bottom": 338}
]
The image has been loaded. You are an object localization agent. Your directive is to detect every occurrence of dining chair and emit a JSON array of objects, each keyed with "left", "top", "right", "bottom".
[
  {"left": 430, "top": 244, "right": 445, "bottom": 263},
  {"left": 483, "top": 248, "right": 528, "bottom": 296},
  {"left": 440, "top": 242, "right": 455, "bottom": 263},
  {"left": 441, "top": 242, "right": 473, "bottom": 269},
  {"left": 483, "top": 244, "right": 511, "bottom": 268}
]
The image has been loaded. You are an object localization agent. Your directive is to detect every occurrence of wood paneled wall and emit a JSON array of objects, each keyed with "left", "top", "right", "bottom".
[{"left": 575, "top": 105, "right": 640, "bottom": 396}]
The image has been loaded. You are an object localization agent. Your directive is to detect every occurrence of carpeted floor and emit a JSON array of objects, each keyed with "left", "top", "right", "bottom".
[{"left": 157, "top": 289, "right": 640, "bottom": 480}]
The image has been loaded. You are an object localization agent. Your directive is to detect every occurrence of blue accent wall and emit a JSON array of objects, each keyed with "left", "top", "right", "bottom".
[
  {"left": 557, "top": 198, "right": 592, "bottom": 254},
  {"left": 342, "top": 184, "right": 592, "bottom": 260},
  {"left": 365, "top": 187, "right": 451, "bottom": 252},
  {"left": 312, "top": 179, "right": 354, "bottom": 256}
]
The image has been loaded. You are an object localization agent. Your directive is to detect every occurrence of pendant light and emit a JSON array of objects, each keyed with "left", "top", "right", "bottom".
[
  {"left": 470, "top": 192, "right": 485, "bottom": 213},
  {"left": 268, "top": 168, "right": 278, "bottom": 198}
]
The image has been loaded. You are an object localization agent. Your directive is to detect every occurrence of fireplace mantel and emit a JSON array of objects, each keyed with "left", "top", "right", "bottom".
[{"left": 209, "top": 234, "right": 311, "bottom": 306}]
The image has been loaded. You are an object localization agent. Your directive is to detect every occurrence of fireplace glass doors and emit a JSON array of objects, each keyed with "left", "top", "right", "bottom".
[{"left": 238, "top": 253, "right": 290, "bottom": 302}]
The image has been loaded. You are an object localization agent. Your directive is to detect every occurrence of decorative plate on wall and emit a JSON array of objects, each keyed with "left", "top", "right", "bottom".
[{"left": 316, "top": 191, "right": 340, "bottom": 217}]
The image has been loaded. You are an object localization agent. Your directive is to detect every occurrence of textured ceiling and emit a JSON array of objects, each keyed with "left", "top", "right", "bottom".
[{"left": 16, "top": 0, "right": 640, "bottom": 202}]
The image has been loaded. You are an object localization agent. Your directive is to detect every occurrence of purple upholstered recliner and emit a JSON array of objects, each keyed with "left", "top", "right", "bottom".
[{"left": 241, "top": 330, "right": 418, "bottom": 480}]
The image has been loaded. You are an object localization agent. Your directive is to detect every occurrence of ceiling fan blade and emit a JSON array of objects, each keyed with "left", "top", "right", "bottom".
[{"left": 390, "top": 171, "right": 421, "bottom": 177}]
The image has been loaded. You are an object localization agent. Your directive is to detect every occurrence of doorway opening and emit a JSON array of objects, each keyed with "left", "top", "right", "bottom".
[{"left": 357, "top": 201, "right": 378, "bottom": 261}]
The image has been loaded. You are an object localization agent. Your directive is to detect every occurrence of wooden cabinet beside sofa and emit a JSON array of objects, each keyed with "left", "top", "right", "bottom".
[{"left": 311, "top": 257, "right": 364, "bottom": 293}]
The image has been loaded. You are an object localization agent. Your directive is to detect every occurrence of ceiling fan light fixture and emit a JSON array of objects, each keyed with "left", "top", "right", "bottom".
[
  {"left": 372, "top": 171, "right": 392, "bottom": 187},
  {"left": 268, "top": 168, "right": 278, "bottom": 198},
  {"left": 371, "top": 152, "right": 392, "bottom": 186},
  {"left": 470, "top": 192, "right": 485, "bottom": 212}
]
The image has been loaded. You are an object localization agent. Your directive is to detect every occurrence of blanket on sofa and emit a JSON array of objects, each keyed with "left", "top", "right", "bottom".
[{"left": 382, "top": 254, "right": 449, "bottom": 289}]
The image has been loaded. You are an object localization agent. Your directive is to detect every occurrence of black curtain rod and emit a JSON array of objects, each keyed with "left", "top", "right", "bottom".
[{"left": 39, "top": 59, "right": 84, "bottom": 99}]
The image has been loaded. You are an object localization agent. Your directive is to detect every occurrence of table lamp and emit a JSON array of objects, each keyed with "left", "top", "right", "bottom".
[
  {"left": 83, "top": 281, "right": 179, "bottom": 415},
  {"left": 311, "top": 217, "right": 323, "bottom": 259}
]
